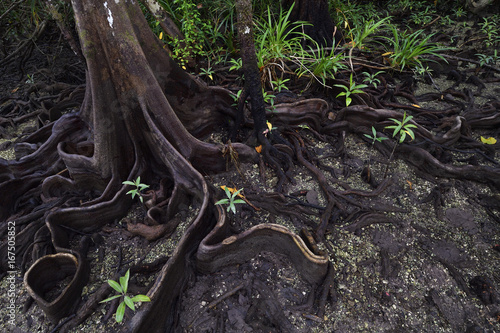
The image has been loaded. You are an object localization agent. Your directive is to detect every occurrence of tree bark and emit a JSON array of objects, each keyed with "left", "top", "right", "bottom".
[
  {"left": 235, "top": 0, "right": 267, "bottom": 142},
  {"left": 282, "top": 0, "right": 342, "bottom": 46}
]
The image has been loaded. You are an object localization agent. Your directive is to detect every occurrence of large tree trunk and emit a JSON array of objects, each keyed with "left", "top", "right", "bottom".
[
  {"left": 283, "top": 0, "right": 342, "bottom": 46},
  {"left": 235, "top": 0, "right": 267, "bottom": 142}
]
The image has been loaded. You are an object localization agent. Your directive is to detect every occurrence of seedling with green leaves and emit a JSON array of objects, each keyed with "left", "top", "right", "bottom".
[
  {"left": 477, "top": 50, "right": 499, "bottom": 66},
  {"left": 263, "top": 90, "right": 276, "bottom": 110},
  {"left": 270, "top": 77, "right": 290, "bottom": 92},
  {"left": 100, "top": 269, "right": 150, "bottom": 323},
  {"left": 231, "top": 89, "right": 244, "bottom": 106},
  {"left": 215, "top": 187, "right": 246, "bottom": 214},
  {"left": 228, "top": 58, "right": 242, "bottom": 72},
  {"left": 365, "top": 126, "right": 388, "bottom": 146},
  {"left": 383, "top": 111, "right": 417, "bottom": 177},
  {"left": 122, "top": 176, "right": 149, "bottom": 203},
  {"left": 334, "top": 73, "right": 368, "bottom": 107},
  {"left": 25, "top": 73, "right": 35, "bottom": 84},
  {"left": 362, "top": 71, "right": 384, "bottom": 88},
  {"left": 199, "top": 67, "right": 214, "bottom": 80},
  {"left": 385, "top": 111, "right": 417, "bottom": 143}
]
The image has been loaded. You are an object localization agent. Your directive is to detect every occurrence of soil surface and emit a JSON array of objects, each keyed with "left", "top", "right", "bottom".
[{"left": 1, "top": 3, "right": 500, "bottom": 333}]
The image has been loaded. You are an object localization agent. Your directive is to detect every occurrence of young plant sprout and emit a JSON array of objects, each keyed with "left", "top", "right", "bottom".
[
  {"left": 100, "top": 269, "right": 150, "bottom": 323},
  {"left": 215, "top": 186, "right": 246, "bottom": 214},
  {"left": 122, "top": 176, "right": 150, "bottom": 203}
]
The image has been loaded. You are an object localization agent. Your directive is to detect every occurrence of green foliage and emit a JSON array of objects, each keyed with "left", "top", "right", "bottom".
[
  {"left": 383, "top": 111, "right": 417, "bottom": 178},
  {"left": 385, "top": 111, "right": 417, "bottom": 143},
  {"left": 25, "top": 73, "right": 35, "bottom": 84},
  {"left": 349, "top": 16, "right": 391, "bottom": 50},
  {"left": 230, "top": 89, "right": 244, "bottom": 107},
  {"left": 263, "top": 90, "right": 276, "bottom": 109},
  {"left": 364, "top": 126, "right": 388, "bottom": 146},
  {"left": 413, "top": 64, "right": 433, "bottom": 78},
  {"left": 100, "top": 269, "right": 151, "bottom": 323},
  {"left": 199, "top": 66, "right": 214, "bottom": 80},
  {"left": 477, "top": 50, "right": 499, "bottom": 66},
  {"left": 453, "top": 7, "right": 465, "bottom": 19},
  {"left": 386, "top": 26, "right": 448, "bottom": 71},
  {"left": 334, "top": 73, "right": 368, "bottom": 107},
  {"left": 294, "top": 41, "right": 347, "bottom": 87},
  {"left": 362, "top": 71, "right": 384, "bottom": 89},
  {"left": 200, "top": 0, "right": 276, "bottom": 37},
  {"left": 161, "top": 0, "right": 215, "bottom": 67},
  {"left": 409, "top": 6, "right": 435, "bottom": 26},
  {"left": 439, "top": 15, "right": 454, "bottom": 26},
  {"left": 255, "top": 4, "right": 311, "bottom": 80},
  {"left": 1, "top": 0, "right": 60, "bottom": 39},
  {"left": 480, "top": 17, "right": 500, "bottom": 48},
  {"left": 270, "top": 78, "right": 290, "bottom": 92},
  {"left": 387, "top": 0, "right": 426, "bottom": 13},
  {"left": 331, "top": 0, "right": 383, "bottom": 31},
  {"left": 228, "top": 58, "right": 242, "bottom": 72},
  {"left": 122, "top": 177, "right": 149, "bottom": 203},
  {"left": 215, "top": 187, "right": 246, "bottom": 214}
]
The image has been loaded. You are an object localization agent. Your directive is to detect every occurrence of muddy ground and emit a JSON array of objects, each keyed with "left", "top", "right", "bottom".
[{"left": 1, "top": 4, "right": 500, "bottom": 333}]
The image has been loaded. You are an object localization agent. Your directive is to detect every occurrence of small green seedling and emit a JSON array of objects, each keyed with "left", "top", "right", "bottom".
[
  {"left": 362, "top": 71, "right": 384, "bottom": 88},
  {"left": 122, "top": 176, "right": 149, "bottom": 203},
  {"left": 385, "top": 111, "right": 417, "bottom": 143},
  {"left": 364, "top": 126, "right": 388, "bottom": 146},
  {"left": 215, "top": 186, "right": 246, "bottom": 214},
  {"left": 229, "top": 58, "right": 242, "bottom": 72},
  {"left": 270, "top": 78, "right": 290, "bottom": 92},
  {"left": 334, "top": 73, "right": 368, "bottom": 107},
  {"left": 231, "top": 89, "right": 244, "bottom": 106},
  {"left": 200, "top": 67, "right": 214, "bottom": 80},
  {"left": 263, "top": 90, "right": 276, "bottom": 110},
  {"left": 25, "top": 73, "right": 35, "bottom": 84},
  {"left": 100, "top": 269, "right": 150, "bottom": 323},
  {"left": 383, "top": 111, "right": 417, "bottom": 178}
]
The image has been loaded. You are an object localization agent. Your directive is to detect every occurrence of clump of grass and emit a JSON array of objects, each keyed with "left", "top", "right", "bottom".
[
  {"left": 255, "top": 4, "right": 312, "bottom": 84},
  {"left": 385, "top": 26, "right": 448, "bottom": 71}
]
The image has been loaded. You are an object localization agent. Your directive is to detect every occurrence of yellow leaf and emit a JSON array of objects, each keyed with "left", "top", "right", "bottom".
[
  {"left": 182, "top": 65, "right": 186, "bottom": 70},
  {"left": 411, "top": 104, "right": 420, "bottom": 108},
  {"left": 404, "top": 130, "right": 415, "bottom": 140},
  {"left": 480, "top": 136, "right": 497, "bottom": 144},
  {"left": 382, "top": 52, "right": 393, "bottom": 56},
  {"left": 267, "top": 121, "right": 272, "bottom": 131},
  {"left": 220, "top": 185, "right": 237, "bottom": 193},
  {"left": 159, "top": 32, "right": 163, "bottom": 40},
  {"left": 255, "top": 145, "right": 262, "bottom": 153},
  {"left": 208, "top": 74, "right": 213, "bottom": 80},
  {"left": 220, "top": 186, "right": 245, "bottom": 199}
]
